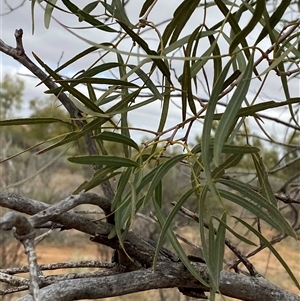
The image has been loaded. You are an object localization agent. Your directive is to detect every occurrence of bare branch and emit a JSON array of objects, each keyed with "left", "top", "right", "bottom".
[
  {"left": 0, "top": 212, "right": 40, "bottom": 300},
  {"left": 1, "top": 261, "right": 115, "bottom": 275},
  {"left": 16, "top": 261, "right": 300, "bottom": 301}
]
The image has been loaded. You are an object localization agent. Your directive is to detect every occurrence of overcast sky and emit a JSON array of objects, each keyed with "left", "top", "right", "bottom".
[{"left": 1, "top": 1, "right": 299, "bottom": 144}]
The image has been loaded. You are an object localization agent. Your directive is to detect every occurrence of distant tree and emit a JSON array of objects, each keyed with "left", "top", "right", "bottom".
[
  {"left": 0, "top": 74, "right": 24, "bottom": 119},
  {"left": 0, "top": 1, "right": 299, "bottom": 301}
]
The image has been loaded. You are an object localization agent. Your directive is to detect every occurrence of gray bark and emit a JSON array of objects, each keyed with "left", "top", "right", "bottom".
[{"left": 1, "top": 192, "right": 299, "bottom": 301}]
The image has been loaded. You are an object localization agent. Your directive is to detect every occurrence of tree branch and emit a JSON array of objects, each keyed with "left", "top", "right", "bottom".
[
  {"left": 16, "top": 261, "right": 300, "bottom": 301},
  {"left": 1, "top": 192, "right": 298, "bottom": 301}
]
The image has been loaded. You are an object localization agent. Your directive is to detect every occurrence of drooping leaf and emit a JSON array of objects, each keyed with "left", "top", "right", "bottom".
[
  {"left": 44, "top": 0, "right": 58, "bottom": 29},
  {"left": 251, "top": 153, "right": 277, "bottom": 206},
  {"left": 139, "top": 0, "right": 156, "bottom": 17},
  {"left": 180, "top": 26, "right": 202, "bottom": 120},
  {"left": 150, "top": 78, "right": 171, "bottom": 155},
  {"left": 201, "top": 59, "right": 233, "bottom": 181},
  {"left": 161, "top": 0, "right": 201, "bottom": 46},
  {"left": 256, "top": 0, "right": 293, "bottom": 44},
  {"left": 111, "top": 0, "right": 132, "bottom": 26},
  {"left": 229, "top": 0, "right": 265, "bottom": 53},
  {"left": 112, "top": 167, "right": 133, "bottom": 244},
  {"left": 117, "top": 52, "right": 131, "bottom": 158},
  {"left": 214, "top": 54, "right": 253, "bottom": 166}
]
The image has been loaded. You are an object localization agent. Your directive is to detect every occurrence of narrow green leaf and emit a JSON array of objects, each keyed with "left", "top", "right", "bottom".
[
  {"left": 79, "top": 1, "right": 99, "bottom": 21},
  {"left": 116, "top": 52, "right": 131, "bottom": 158},
  {"left": 111, "top": 0, "right": 132, "bottom": 26},
  {"left": 214, "top": 213, "right": 226, "bottom": 284},
  {"left": 112, "top": 167, "right": 133, "bottom": 248},
  {"left": 68, "top": 155, "right": 139, "bottom": 168},
  {"left": 181, "top": 26, "right": 201, "bottom": 119},
  {"left": 165, "top": 30, "right": 218, "bottom": 56},
  {"left": 214, "top": 0, "right": 251, "bottom": 60},
  {"left": 234, "top": 216, "right": 300, "bottom": 290},
  {"left": 54, "top": 44, "right": 114, "bottom": 74},
  {"left": 222, "top": 70, "right": 241, "bottom": 91},
  {"left": 201, "top": 59, "right": 233, "bottom": 181},
  {"left": 67, "top": 94, "right": 112, "bottom": 118},
  {"left": 208, "top": 217, "right": 220, "bottom": 296},
  {"left": 209, "top": 218, "right": 217, "bottom": 293},
  {"left": 256, "top": 0, "right": 292, "bottom": 44},
  {"left": 0, "top": 117, "right": 72, "bottom": 126},
  {"left": 208, "top": 34, "right": 222, "bottom": 87},
  {"left": 139, "top": 0, "right": 155, "bottom": 17},
  {"left": 77, "top": 63, "right": 120, "bottom": 79},
  {"left": 150, "top": 78, "right": 171, "bottom": 155},
  {"left": 31, "top": 0, "right": 36, "bottom": 34},
  {"left": 198, "top": 185, "right": 211, "bottom": 278},
  {"left": 82, "top": 1, "right": 99, "bottom": 13},
  {"left": 191, "top": 142, "right": 260, "bottom": 155},
  {"left": 165, "top": 0, "right": 200, "bottom": 45},
  {"left": 230, "top": 0, "right": 265, "bottom": 53},
  {"left": 211, "top": 153, "right": 243, "bottom": 179},
  {"left": 35, "top": 118, "right": 106, "bottom": 154},
  {"left": 154, "top": 180, "right": 163, "bottom": 208},
  {"left": 93, "top": 131, "right": 139, "bottom": 151},
  {"left": 62, "top": 0, "right": 117, "bottom": 32},
  {"left": 87, "top": 83, "right": 97, "bottom": 103},
  {"left": 187, "top": 39, "right": 219, "bottom": 80},
  {"left": 44, "top": 0, "right": 58, "bottom": 29},
  {"left": 251, "top": 153, "right": 277, "bottom": 206},
  {"left": 59, "top": 77, "right": 139, "bottom": 88},
  {"left": 219, "top": 189, "right": 284, "bottom": 234},
  {"left": 104, "top": 90, "right": 141, "bottom": 113},
  {"left": 214, "top": 54, "right": 253, "bottom": 166}
]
